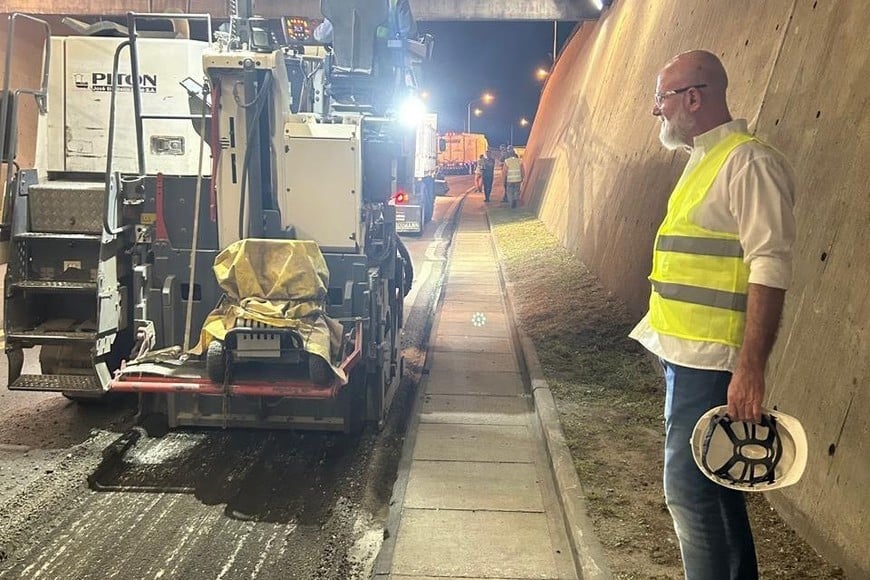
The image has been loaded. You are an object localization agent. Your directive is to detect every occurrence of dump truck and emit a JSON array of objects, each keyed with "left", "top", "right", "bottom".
[
  {"left": 436, "top": 131, "right": 488, "bottom": 175},
  {"left": 0, "top": 0, "right": 431, "bottom": 434}
]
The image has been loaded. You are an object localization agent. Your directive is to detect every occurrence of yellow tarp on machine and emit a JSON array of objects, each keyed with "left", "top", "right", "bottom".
[{"left": 194, "top": 239, "right": 347, "bottom": 385}]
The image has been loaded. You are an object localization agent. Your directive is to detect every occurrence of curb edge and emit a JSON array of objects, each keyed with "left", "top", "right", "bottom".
[{"left": 518, "top": 327, "right": 613, "bottom": 580}]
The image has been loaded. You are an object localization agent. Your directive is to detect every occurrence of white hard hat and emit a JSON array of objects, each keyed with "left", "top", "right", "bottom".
[{"left": 690, "top": 406, "right": 808, "bottom": 492}]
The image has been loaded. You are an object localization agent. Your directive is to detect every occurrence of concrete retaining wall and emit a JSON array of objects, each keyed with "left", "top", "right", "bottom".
[
  {"left": 0, "top": 14, "right": 48, "bottom": 170},
  {"left": 522, "top": 0, "right": 869, "bottom": 576}
]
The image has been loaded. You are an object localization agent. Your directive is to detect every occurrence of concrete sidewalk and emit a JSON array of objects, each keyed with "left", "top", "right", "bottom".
[{"left": 374, "top": 193, "right": 582, "bottom": 579}]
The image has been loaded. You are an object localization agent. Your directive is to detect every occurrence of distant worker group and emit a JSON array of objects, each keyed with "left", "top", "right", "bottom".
[{"left": 473, "top": 149, "right": 523, "bottom": 208}]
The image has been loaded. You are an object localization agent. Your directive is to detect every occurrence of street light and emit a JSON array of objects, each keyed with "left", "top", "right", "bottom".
[
  {"left": 466, "top": 92, "right": 494, "bottom": 132},
  {"left": 510, "top": 118, "right": 531, "bottom": 146},
  {"left": 535, "top": 68, "right": 549, "bottom": 81}
]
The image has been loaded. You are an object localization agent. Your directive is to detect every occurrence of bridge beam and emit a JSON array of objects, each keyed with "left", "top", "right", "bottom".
[{"left": 2, "top": 0, "right": 601, "bottom": 21}]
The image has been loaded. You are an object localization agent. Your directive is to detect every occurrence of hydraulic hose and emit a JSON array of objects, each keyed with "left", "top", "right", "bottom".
[
  {"left": 395, "top": 234, "right": 413, "bottom": 297},
  {"left": 237, "top": 71, "right": 273, "bottom": 240}
]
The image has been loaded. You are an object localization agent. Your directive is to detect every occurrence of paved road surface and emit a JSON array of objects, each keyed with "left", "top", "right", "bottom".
[{"left": 0, "top": 184, "right": 467, "bottom": 579}]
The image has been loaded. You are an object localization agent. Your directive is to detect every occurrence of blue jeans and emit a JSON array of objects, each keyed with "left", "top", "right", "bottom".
[{"left": 662, "top": 360, "right": 758, "bottom": 580}]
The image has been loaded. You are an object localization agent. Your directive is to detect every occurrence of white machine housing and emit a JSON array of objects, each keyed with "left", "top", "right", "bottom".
[
  {"left": 205, "top": 48, "right": 362, "bottom": 252},
  {"left": 39, "top": 36, "right": 209, "bottom": 176}
]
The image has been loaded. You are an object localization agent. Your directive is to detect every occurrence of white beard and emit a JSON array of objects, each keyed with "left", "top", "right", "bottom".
[{"left": 659, "top": 106, "right": 695, "bottom": 150}]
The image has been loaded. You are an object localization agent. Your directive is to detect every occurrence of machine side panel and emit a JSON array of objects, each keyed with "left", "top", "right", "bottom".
[
  {"left": 282, "top": 121, "right": 361, "bottom": 250},
  {"left": 414, "top": 112, "right": 437, "bottom": 178}
]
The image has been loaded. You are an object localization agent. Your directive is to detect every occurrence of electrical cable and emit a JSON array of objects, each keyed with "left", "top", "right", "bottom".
[
  {"left": 297, "top": 59, "right": 323, "bottom": 112},
  {"left": 208, "top": 81, "right": 220, "bottom": 222}
]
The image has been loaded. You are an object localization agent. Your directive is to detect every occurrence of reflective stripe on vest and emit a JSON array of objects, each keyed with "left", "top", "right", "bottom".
[
  {"left": 656, "top": 235, "right": 744, "bottom": 258},
  {"left": 651, "top": 280, "right": 748, "bottom": 312},
  {"left": 648, "top": 131, "right": 755, "bottom": 347}
]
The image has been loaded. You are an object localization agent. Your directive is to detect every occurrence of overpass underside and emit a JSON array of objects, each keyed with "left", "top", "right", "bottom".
[{"left": 1, "top": 0, "right": 600, "bottom": 21}]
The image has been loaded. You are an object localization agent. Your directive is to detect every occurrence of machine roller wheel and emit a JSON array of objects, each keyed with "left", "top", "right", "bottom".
[
  {"left": 206, "top": 340, "right": 228, "bottom": 384},
  {"left": 308, "top": 354, "right": 333, "bottom": 386},
  {"left": 140, "top": 412, "right": 170, "bottom": 438}
]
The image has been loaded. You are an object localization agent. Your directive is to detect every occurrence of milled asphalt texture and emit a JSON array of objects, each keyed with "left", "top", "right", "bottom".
[{"left": 374, "top": 190, "right": 612, "bottom": 580}]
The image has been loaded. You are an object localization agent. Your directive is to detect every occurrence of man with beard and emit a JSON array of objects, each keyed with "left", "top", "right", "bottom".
[{"left": 630, "top": 50, "right": 796, "bottom": 580}]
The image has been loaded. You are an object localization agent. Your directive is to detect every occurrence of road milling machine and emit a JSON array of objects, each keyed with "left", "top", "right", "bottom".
[{"left": 0, "top": 0, "right": 432, "bottom": 433}]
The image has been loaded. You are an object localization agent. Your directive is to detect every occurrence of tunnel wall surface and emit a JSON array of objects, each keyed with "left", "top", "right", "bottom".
[{"left": 522, "top": 1, "right": 869, "bottom": 576}]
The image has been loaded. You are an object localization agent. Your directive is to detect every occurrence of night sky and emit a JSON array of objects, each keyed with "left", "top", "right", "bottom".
[{"left": 417, "top": 20, "right": 577, "bottom": 147}]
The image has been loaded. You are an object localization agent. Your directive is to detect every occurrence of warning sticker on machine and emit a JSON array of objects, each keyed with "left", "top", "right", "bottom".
[{"left": 395, "top": 206, "right": 422, "bottom": 234}]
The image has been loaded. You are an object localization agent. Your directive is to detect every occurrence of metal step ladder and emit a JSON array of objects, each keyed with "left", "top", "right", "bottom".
[
  {"left": 0, "top": 14, "right": 105, "bottom": 394},
  {"left": 5, "top": 176, "right": 106, "bottom": 394}
]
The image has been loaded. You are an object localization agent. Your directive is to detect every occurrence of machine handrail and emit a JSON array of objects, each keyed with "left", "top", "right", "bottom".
[
  {"left": 0, "top": 13, "right": 51, "bottom": 235},
  {"left": 124, "top": 11, "right": 214, "bottom": 176},
  {"left": 102, "top": 12, "right": 214, "bottom": 236},
  {"left": 103, "top": 39, "right": 132, "bottom": 236}
]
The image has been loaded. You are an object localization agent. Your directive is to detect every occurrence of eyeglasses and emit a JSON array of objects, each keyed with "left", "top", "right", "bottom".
[{"left": 654, "top": 84, "right": 707, "bottom": 108}]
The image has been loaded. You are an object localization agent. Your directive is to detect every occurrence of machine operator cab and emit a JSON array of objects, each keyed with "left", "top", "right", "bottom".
[{"left": 312, "top": 0, "right": 430, "bottom": 121}]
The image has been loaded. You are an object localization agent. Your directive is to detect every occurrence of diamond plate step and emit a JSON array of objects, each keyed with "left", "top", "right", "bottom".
[
  {"left": 28, "top": 181, "right": 104, "bottom": 234},
  {"left": 9, "top": 374, "right": 103, "bottom": 393}
]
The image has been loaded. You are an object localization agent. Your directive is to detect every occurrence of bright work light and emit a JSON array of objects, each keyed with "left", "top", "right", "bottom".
[{"left": 398, "top": 95, "right": 426, "bottom": 127}]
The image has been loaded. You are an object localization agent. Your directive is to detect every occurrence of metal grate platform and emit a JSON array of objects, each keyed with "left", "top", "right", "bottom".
[
  {"left": 13, "top": 232, "right": 101, "bottom": 241},
  {"left": 7, "top": 330, "right": 98, "bottom": 343},
  {"left": 10, "top": 374, "right": 103, "bottom": 392},
  {"left": 11, "top": 280, "right": 97, "bottom": 291}
]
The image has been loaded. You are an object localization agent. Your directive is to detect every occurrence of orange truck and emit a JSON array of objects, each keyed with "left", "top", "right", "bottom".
[{"left": 437, "top": 132, "right": 489, "bottom": 175}]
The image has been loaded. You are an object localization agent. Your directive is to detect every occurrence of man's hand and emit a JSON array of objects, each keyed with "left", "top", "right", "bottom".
[
  {"left": 730, "top": 283, "right": 786, "bottom": 423},
  {"left": 727, "top": 366, "right": 765, "bottom": 423}
]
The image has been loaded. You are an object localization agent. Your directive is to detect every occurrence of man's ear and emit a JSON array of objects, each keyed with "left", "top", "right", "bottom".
[{"left": 687, "top": 88, "right": 703, "bottom": 113}]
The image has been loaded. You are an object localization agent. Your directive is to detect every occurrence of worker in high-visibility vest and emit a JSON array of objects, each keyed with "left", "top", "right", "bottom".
[
  {"left": 502, "top": 151, "right": 524, "bottom": 208},
  {"left": 630, "top": 50, "right": 796, "bottom": 580}
]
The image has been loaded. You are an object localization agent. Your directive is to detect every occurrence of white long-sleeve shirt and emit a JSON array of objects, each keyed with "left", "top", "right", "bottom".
[{"left": 629, "top": 119, "right": 797, "bottom": 372}]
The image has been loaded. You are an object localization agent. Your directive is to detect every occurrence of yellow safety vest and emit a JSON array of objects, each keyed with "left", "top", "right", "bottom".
[
  {"left": 504, "top": 157, "right": 523, "bottom": 183},
  {"left": 648, "top": 132, "right": 756, "bottom": 347}
]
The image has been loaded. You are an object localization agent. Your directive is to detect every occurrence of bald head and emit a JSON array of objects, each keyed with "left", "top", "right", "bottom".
[
  {"left": 661, "top": 50, "right": 729, "bottom": 98},
  {"left": 654, "top": 50, "right": 733, "bottom": 145}
]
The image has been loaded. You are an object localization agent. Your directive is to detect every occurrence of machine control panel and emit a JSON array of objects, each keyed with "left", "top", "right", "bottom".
[{"left": 281, "top": 16, "right": 323, "bottom": 45}]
